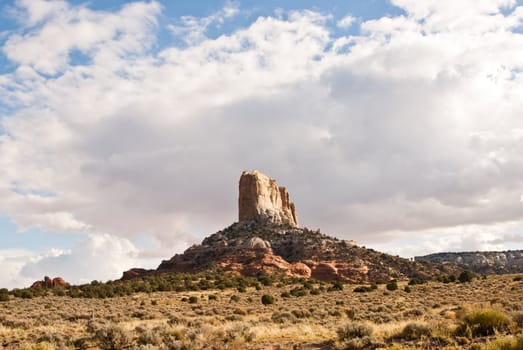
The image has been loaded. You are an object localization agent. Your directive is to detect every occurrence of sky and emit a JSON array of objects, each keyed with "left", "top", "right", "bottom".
[{"left": 1, "top": 0, "right": 523, "bottom": 289}]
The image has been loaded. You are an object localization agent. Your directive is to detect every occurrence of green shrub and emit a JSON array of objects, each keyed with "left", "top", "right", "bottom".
[
  {"left": 188, "top": 296, "right": 197, "bottom": 304},
  {"left": 353, "top": 286, "right": 373, "bottom": 293},
  {"left": 280, "top": 291, "right": 291, "bottom": 298},
  {"left": 386, "top": 280, "right": 398, "bottom": 291},
  {"left": 257, "top": 275, "right": 273, "bottom": 286},
  {"left": 261, "top": 294, "right": 275, "bottom": 305},
  {"left": 404, "top": 286, "right": 412, "bottom": 293},
  {"left": 513, "top": 276, "right": 523, "bottom": 282},
  {"left": 310, "top": 288, "right": 321, "bottom": 295},
  {"left": 230, "top": 295, "right": 240, "bottom": 302},
  {"left": 408, "top": 278, "right": 427, "bottom": 285},
  {"left": 208, "top": 294, "right": 218, "bottom": 301},
  {"left": 0, "top": 289, "right": 9, "bottom": 302},
  {"left": 458, "top": 271, "right": 476, "bottom": 283},
  {"left": 328, "top": 281, "right": 344, "bottom": 292},
  {"left": 290, "top": 287, "right": 307, "bottom": 297},
  {"left": 460, "top": 309, "right": 510, "bottom": 337}
]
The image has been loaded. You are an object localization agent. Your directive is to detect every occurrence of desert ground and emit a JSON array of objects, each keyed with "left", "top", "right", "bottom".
[{"left": 1, "top": 274, "right": 523, "bottom": 350}]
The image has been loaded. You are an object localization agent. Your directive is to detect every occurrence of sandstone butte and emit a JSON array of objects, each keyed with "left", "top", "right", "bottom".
[
  {"left": 123, "top": 170, "right": 452, "bottom": 283},
  {"left": 239, "top": 170, "right": 299, "bottom": 227}
]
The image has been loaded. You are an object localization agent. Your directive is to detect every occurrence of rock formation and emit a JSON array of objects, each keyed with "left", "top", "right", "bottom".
[
  {"left": 415, "top": 250, "right": 523, "bottom": 274},
  {"left": 239, "top": 170, "right": 299, "bottom": 227},
  {"left": 122, "top": 171, "right": 457, "bottom": 283},
  {"left": 31, "top": 276, "right": 70, "bottom": 289}
]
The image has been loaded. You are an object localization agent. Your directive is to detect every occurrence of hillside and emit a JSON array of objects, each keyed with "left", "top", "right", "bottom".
[{"left": 147, "top": 221, "right": 458, "bottom": 282}]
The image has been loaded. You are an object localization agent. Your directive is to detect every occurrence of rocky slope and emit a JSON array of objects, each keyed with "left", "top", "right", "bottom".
[
  {"left": 123, "top": 170, "right": 461, "bottom": 282},
  {"left": 415, "top": 250, "right": 523, "bottom": 274}
]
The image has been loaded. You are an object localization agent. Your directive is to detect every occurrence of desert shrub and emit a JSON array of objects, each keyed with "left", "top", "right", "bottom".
[
  {"left": 513, "top": 313, "right": 523, "bottom": 328},
  {"left": 208, "top": 294, "right": 217, "bottom": 301},
  {"left": 188, "top": 296, "right": 197, "bottom": 304},
  {"left": 482, "top": 335, "right": 523, "bottom": 350},
  {"left": 0, "top": 288, "right": 9, "bottom": 302},
  {"left": 328, "top": 281, "right": 344, "bottom": 292},
  {"left": 95, "top": 324, "right": 132, "bottom": 350},
  {"left": 397, "top": 322, "right": 432, "bottom": 340},
  {"left": 280, "top": 291, "right": 291, "bottom": 298},
  {"left": 310, "top": 288, "right": 321, "bottom": 295},
  {"left": 257, "top": 275, "right": 274, "bottom": 286},
  {"left": 458, "top": 271, "right": 476, "bottom": 283},
  {"left": 290, "top": 287, "right": 307, "bottom": 297},
  {"left": 136, "top": 326, "right": 164, "bottom": 346},
  {"left": 386, "top": 280, "right": 398, "bottom": 291},
  {"left": 337, "top": 323, "right": 378, "bottom": 350},
  {"left": 408, "top": 278, "right": 427, "bottom": 285},
  {"left": 353, "top": 286, "right": 373, "bottom": 293},
  {"left": 261, "top": 294, "right": 275, "bottom": 305},
  {"left": 20, "top": 343, "right": 55, "bottom": 350},
  {"left": 271, "top": 312, "right": 296, "bottom": 324},
  {"left": 404, "top": 286, "right": 412, "bottom": 293},
  {"left": 230, "top": 295, "right": 240, "bottom": 302},
  {"left": 337, "top": 322, "right": 373, "bottom": 341},
  {"left": 458, "top": 309, "right": 510, "bottom": 337},
  {"left": 292, "top": 309, "right": 311, "bottom": 319},
  {"left": 513, "top": 276, "right": 523, "bottom": 282}
]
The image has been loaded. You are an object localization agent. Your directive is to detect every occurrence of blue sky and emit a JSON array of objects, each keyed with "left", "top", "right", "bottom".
[{"left": 1, "top": 0, "right": 523, "bottom": 289}]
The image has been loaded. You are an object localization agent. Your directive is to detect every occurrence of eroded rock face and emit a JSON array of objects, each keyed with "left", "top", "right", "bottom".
[
  {"left": 30, "top": 276, "right": 70, "bottom": 289},
  {"left": 239, "top": 170, "right": 299, "bottom": 227}
]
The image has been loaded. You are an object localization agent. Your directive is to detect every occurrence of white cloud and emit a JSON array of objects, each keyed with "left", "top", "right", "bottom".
[
  {"left": 3, "top": 0, "right": 161, "bottom": 74},
  {"left": 337, "top": 14, "right": 355, "bottom": 28},
  {"left": 1, "top": 0, "right": 523, "bottom": 287},
  {"left": 20, "top": 233, "right": 142, "bottom": 286},
  {"left": 167, "top": 1, "right": 239, "bottom": 45}
]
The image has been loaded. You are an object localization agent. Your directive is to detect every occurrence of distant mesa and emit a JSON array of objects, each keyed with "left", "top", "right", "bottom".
[
  {"left": 239, "top": 170, "right": 299, "bottom": 227},
  {"left": 415, "top": 250, "right": 523, "bottom": 275},
  {"left": 31, "top": 276, "right": 70, "bottom": 289}
]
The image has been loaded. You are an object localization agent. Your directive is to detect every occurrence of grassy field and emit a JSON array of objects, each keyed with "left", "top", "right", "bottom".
[{"left": 1, "top": 274, "right": 523, "bottom": 349}]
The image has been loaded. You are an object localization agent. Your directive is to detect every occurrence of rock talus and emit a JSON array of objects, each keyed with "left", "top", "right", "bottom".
[{"left": 238, "top": 170, "right": 299, "bottom": 227}]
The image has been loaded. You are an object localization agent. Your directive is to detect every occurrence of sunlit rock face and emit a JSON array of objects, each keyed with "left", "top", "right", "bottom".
[{"left": 238, "top": 170, "right": 299, "bottom": 227}]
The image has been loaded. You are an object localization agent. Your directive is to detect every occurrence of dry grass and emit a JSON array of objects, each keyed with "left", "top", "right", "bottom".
[{"left": 1, "top": 274, "right": 522, "bottom": 349}]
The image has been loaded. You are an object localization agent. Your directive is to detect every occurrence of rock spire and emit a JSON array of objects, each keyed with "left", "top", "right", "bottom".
[{"left": 238, "top": 170, "right": 299, "bottom": 227}]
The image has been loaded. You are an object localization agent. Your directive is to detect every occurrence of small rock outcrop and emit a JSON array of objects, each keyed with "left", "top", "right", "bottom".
[
  {"left": 239, "top": 170, "right": 299, "bottom": 227},
  {"left": 31, "top": 276, "right": 70, "bottom": 289}
]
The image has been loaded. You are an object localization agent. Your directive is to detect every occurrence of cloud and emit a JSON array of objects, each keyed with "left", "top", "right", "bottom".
[
  {"left": 167, "top": 1, "right": 239, "bottom": 45},
  {"left": 2, "top": 0, "right": 160, "bottom": 74},
  {"left": 337, "top": 14, "right": 355, "bottom": 28},
  {"left": 1, "top": 1, "right": 523, "bottom": 287},
  {"left": 20, "top": 233, "right": 142, "bottom": 285}
]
